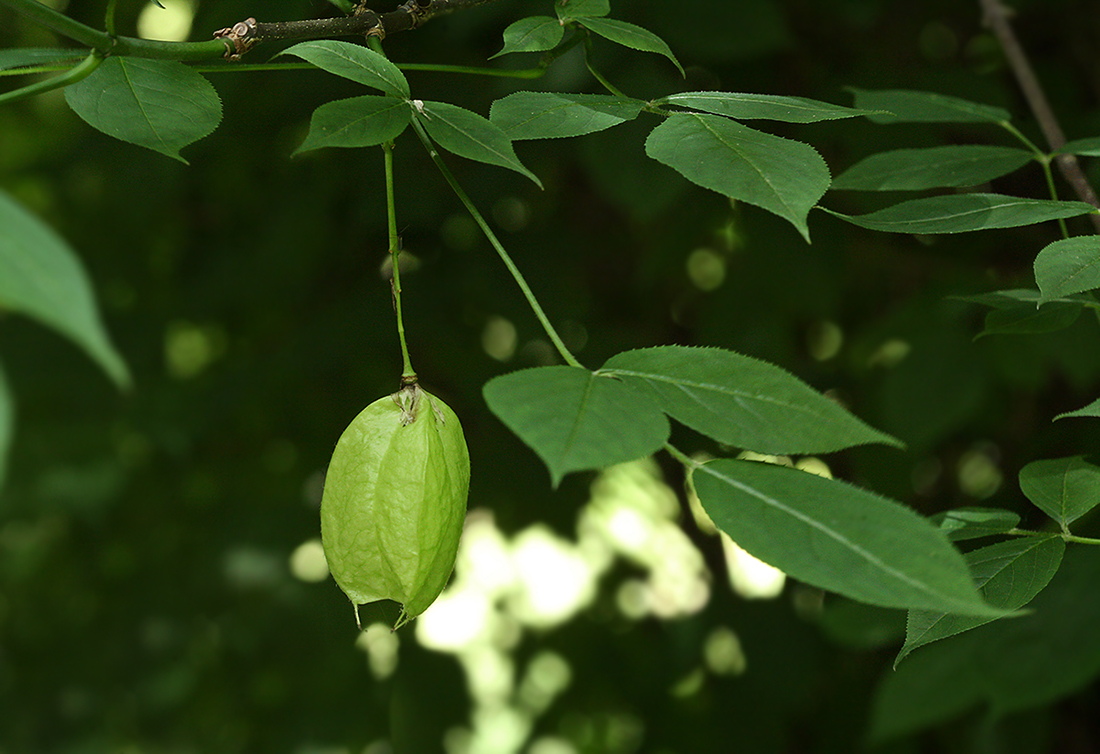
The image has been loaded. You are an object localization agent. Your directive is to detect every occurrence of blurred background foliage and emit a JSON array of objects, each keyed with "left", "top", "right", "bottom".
[{"left": 2, "top": 0, "right": 1100, "bottom": 752}]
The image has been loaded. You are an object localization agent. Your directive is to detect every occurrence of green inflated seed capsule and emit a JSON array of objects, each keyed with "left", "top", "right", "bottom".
[{"left": 320, "top": 383, "right": 470, "bottom": 630}]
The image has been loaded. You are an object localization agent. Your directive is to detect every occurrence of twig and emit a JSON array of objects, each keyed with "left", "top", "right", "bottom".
[
  {"left": 0, "top": 0, "right": 504, "bottom": 62},
  {"left": 979, "top": 0, "right": 1100, "bottom": 233},
  {"left": 214, "top": 0, "right": 503, "bottom": 59}
]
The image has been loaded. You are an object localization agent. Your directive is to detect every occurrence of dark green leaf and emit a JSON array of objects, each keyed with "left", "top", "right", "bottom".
[
  {"left": 848, "top": 88, "right": 1011, "bottom": 124},
  {"left": 482, "top": 366, "right": 669, "bottom": 486},
  {"left": 979, "top": 300, "right": 1082, "bottom": 337},
  {"left": 1019, "top": 456, "right": 1100, "bottom": 529},
  {"left": 1034, "top": 236, "right": 1100, "bottom": 303},
  {"left": 600, "top": 346, "right": 900, "bottom": 453},
  {"left": 646, "top": 113, "right": 829, "bottom": 242},
  {"left": 417, "top": 101, "right": 542, "bottom": 187},
  {"left": 294, "top": 96, "right": 411, "bottom": 154},
  {"left": 895, "top": 536, "right": 1064, "bottom": 666},
  {"left": 0, "top": 190, "right": 130, "bottom": 388},
  {"left": 0, "top": 47, "right": 86, "bottom": 71},
  {"left": 832, "top": 146, "right": 1033, "bottom": 191},
  {"left": 490, "top": 92, "right": 645, "bottom": 140},
  {"left": 870, "top": 547, "right": 1100, "bottom": 742},
  {"left": 657, "top": 91, "right": 876, "bottom": 123},
  {"left": 929, "top": 507, "right": 1021, "bottom": 541},
  {"left": 954, "top": 288, "right": 1044, "bottom": 309},
  {"left": 694, "top": 460, "right": 1006, "bottom": 615},
  {"left": 556, "top": 0, "right": 610, "bottom": 19},
  {"left": 577, "top": 18, "right": 684, "bottom": 76},
  {"left": 64, "top": 57, "right": 221, "bottom": 163},
  {"left": 1056, "top": 136, "right": 1100, "bottom": 156},
  {"left": 826, "top": 194, "right": 1096, "bottom": 234},
  {"left": 492, "top": 17, "right": 564, "bottom": 57},
  {"left": 1054, "top": 398, "right": 1100, "bottom": 421},
  {"left": 280, "top": 40, "right": 409, "bottom": 98}
]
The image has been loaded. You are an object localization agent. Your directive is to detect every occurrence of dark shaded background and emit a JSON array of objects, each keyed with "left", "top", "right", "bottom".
[{"left": 3, "top": 0, "right": 1100, "bottom": 751}]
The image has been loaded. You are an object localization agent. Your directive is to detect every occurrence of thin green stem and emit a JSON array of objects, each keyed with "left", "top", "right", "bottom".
[
  {"left": 383, "top": 141, "right": 416, "bottom": 381},
  {"left": 409, "top": 117, "right": 583, "bottom": 369},
  {"left": 1006, "top": 527, "right": 1100, "bottom": 545},
  {"left": 0, "top": 51, "right": 101, "bottom": 105},
  {"left": 398, "top": 62, "right": 547, "bottom": 79},
  {"left": 2, "top": 0, "right": 230, "bottom": 60},
  {"left": 663, "top": 443, "right": 701, "bottom": 470},
  {"left": 1001, "top": 120, "right": 1070, "bottom": 237},
  {"left": 582, "top": 33, "right": 625, "bottom": 97},
  {"left": 104, "top": 0, "right": 117, "bottom": 36}
]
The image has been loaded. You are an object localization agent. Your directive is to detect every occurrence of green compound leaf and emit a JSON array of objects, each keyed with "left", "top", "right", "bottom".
[
  {"left": 848, "top": 87, "right": 1011, "bottom": 124},
  {"left": 490, "top": 92, "right": 645, "bottom": 140},
  {"left": 1056, "top": 137, "right": 1100, "bottom": 156},
  {"left": 693, "top": 460, "right": 1008, "bottom": 616},
  {"left": 1034, "top": 235, "right": 1100, "bottom": 304},
  {"left": 294, "top": 96, "right": 411, "bottom": 154},
  {"left": 895, "top": 536, "right": 1064, "bottom": 667},
  {"left": 492, "top": 17, "right": 564, "bottom": 58},
  {"left": 600, "top": 346, "right": 900, "bottom": 454},
  {"left": 577, "top": 17, "right": 684, "bottom": 76},
  {"left": 657, "top": 91, "right": 875, "bottom": 123},
  {"left": 1019, "top": 456, "right": 1100, "bottom": 529},
  {"left": 833, "top": 146, "right": 1034, "bottom": 191},
  {"left": 64, "top": 57, "right": 221, "bottom": 163},
  {"left": 281, "top": 40, "right": 409, "bottom": 98},
  {"left": 929, "top": 507, "right": 1021, "bottom": 541},
  {"left": 556, "top": 0, "right": 610, "bottom": 19},
  {"left": 646, "top": 113, "right": 829, "bottom": 243},
  {"left": 1054, "top": 398, "right": 1100, "bottom": 421},
  {"left": 0, "top": 360, "right": 11, "bottom": 488},
  {"left": 827, "top": 194, "right": 1097, "bottom": 234},
  {"left": 417, "top": 100, "right": 542, "bottom": 187},
  {"left": 483, "top": 366, "right": 669, "bottom": 486},
  {"left": 0, "top": 190, "right": 130, "bottom": 388}
]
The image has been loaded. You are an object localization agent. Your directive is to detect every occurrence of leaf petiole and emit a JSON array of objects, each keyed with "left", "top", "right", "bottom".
[{"left": 409, "top": 116, "right": 583, "bottom": 368}]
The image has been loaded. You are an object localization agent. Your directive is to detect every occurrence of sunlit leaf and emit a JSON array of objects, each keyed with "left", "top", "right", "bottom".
[
  {"left": 929, "top": 507, "right": 1020, "bottom": 541},
  {"left": 1019, "top": 456, "right": 1100, "bottom": 529},
  {"left": 826, "top": 194, "right": 1096, "bottom": 234},
  {"left": 577, "top": 17, "right": 684, "bottom": 76},
  {"left": 694, "top": 460, "right": 1007, "bottom": 615},
  {"left": 895, "top": 536, "right": 1064, "bottom": 666},
  {"left": 1056, "top": 137, "right": 1100, "bottom": 157},
  {"left": 1054, "top": 398, "right": 1100, "bottom": 421},
  {"left": 64, "top": 57, "right": 221, "bottom": 163},
  {"left": 556, "top": 0, "right": 610, "bottom": 19},
  {"left": 492, "top": 16, "right": 564, "bottom": 57},
  {"left": 281, "top": 40, "right": 409, "bottom": 98},
  {"left": 646, "top": 113, "right": 829, "bottom": 242},
  {"left": 294, "top": 96, "right": 411, "bottom": 154},
  {"left": 833, "top": 146, "right": 1033, "bottom": 191},
  {"left": 417, "top": 101, "right": 542, "bottom": 187},
  {"left": 848, "top": 87, "right": 1011, "bottom": 124},
  {"left": 0, "top": 189, "right": 130, "bottom": 388},
  {"left": 482, "top": 366, "right": 669, "bottom": 486},
  {"left": 490, "top": 92, "right": 645, "bottom": 140},
  {"left": 1034, "top": 236, "right": 1100, "bottom": 303},
  {"left": 657, "top": 91, "right": 876, "bottom": 123},
  {"left": 600, "top": 346, "right": 901, "bottom": 453}
]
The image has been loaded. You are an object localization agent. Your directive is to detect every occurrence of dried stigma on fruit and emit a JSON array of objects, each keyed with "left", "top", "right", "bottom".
[{"left": 320, "top": 383, "right": 470, "bottom": 630}]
